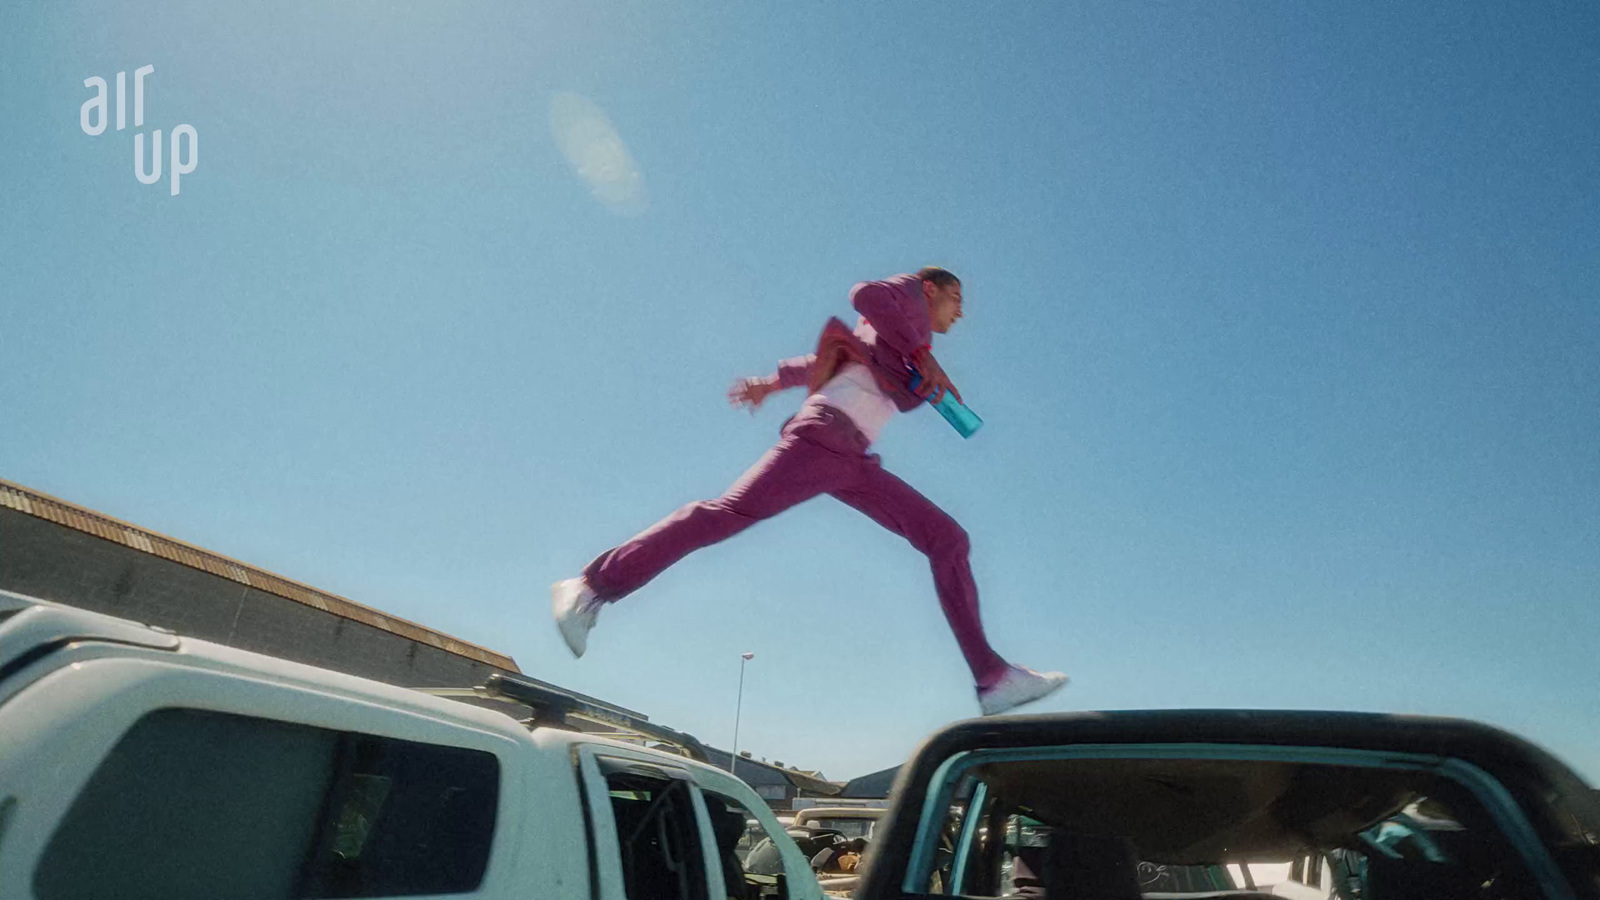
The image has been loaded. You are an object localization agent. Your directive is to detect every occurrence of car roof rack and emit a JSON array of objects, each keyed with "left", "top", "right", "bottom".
[{"left": 416, "top": 672, "right": 711, "bottom": 763}]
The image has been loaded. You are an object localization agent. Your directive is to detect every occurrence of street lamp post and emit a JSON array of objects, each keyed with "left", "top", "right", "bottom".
[{"left": 730, "top": 651, "right": 754, "bottom": 778}]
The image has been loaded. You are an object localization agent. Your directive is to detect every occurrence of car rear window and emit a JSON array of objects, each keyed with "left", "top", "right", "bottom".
[{"left": 34, "top": 707, "right": 500, "bottom": 900}]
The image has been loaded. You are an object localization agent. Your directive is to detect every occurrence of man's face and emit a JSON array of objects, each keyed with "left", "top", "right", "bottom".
[{"left": 925, "top": 280, "right": 964, "bottom": 333}]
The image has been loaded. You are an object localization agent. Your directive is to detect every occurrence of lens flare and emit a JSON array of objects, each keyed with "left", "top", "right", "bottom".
[{"left": 549, "top": 91, "right": 648, "bottom": 217}]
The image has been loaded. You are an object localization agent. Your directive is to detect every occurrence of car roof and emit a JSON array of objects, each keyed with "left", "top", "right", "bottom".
[
  {"left": 894, "top": 709, "right": 1594, "bottom": 802},
  {"left": 0, "top": 592, "right": 705, "bottom": 768}
]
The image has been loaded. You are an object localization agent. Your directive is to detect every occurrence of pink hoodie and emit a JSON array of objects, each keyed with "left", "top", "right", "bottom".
[{"left": 770, "top": 273, "right": 933, "bottom": 414}]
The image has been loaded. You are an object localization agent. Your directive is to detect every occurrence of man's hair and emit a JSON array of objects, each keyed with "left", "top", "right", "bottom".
[{"left": 917, "top": 266, "right": 961, "bottom": 288}]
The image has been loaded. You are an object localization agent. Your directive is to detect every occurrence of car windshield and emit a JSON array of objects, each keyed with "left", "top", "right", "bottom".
[{"left": 808, "top": 817, "right": 876, "bottom": 839}]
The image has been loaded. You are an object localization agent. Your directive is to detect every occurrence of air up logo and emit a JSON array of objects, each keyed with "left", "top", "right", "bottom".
[{"left": 80, "top": 65, "right": 198, "bottom": 196}]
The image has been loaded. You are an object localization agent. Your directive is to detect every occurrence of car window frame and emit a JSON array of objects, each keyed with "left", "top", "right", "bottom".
[
  {"left": 686, "top": 764, "right": 826, "bottom": 900},
  {"left": 579, "top": 744, "right": 725, "bottom": 900}
]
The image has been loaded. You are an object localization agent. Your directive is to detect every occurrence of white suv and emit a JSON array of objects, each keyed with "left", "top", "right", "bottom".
[{"left": 0, "top": 589, "right": 824, "bottom": 900}]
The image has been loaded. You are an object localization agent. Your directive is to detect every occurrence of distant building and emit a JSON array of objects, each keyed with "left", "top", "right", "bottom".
[
  {"left": 700, "top": 747, "right": 843, "bottom": 811},
  {"left": 0, "top": 477, "right": 534, "bottom": 695},
  {"left": 841, "top": 765, "right": 902, "bottom": 800}
]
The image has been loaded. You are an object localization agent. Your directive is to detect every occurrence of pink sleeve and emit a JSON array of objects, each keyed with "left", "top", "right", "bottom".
[
  {"left": 849, "top": 280, "right": 928, "bottom": 356},
  {"left": 773, "top": 354, "right": 816, "bottom": 389}
]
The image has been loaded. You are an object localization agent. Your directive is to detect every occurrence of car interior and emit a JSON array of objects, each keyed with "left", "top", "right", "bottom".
[
  {"left": 923, "top": 756, "right": 1546, "bottom": 900},
  {"left": 606, "top": 772, "right": 708, "bottom": 900}
]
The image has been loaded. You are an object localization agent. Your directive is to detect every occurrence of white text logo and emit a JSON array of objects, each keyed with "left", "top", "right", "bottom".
[{"left": 80, "top": 65, "right": 198, "bottom": 196}]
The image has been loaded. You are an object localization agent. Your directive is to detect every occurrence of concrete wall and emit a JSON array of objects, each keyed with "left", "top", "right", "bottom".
[{"left": 0, "top": 507, "right": 507, "bottom": 689}]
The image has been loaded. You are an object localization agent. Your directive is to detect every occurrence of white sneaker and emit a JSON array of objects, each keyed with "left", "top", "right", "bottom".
[
  {"left": 551, "top": 577, "right": 603, "bottom": 658},
  {"left": 978, "top": 665, "right": 1069, "bottom": 716}
]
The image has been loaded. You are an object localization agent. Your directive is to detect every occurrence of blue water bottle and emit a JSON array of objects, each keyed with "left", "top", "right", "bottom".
[{"left": 909, "top": 371, "right": 984, "bottom": 438}]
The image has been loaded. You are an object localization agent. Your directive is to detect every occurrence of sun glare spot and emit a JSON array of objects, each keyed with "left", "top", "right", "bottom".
[{"left": 549, "top": 91, "right": 648, "bottom": 217}]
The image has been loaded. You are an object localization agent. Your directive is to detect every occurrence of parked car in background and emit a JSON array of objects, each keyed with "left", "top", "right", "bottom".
[{"left": 793, "top": 807, "right": 886, "bottom": 841}]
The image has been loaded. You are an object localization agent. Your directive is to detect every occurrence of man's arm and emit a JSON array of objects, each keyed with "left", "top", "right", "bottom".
[
  {"left": 728, "top": 353, "right": 815, "bottom": 411},
  {"left": 848, "top": 281, "right": 961, "bottom": 403},
  {"left": 773, "top": 353, "right": 816, "bottom": 389},
  {"left": 850, "top": 280, "right": 930, "bottom": 357},
  {"left": 909, "top": 346, "right": 961, "bottom": 405}
]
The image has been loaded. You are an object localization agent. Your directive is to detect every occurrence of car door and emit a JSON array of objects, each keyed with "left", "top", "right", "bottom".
[
  {"left": 573, "top": 744, "right": 824, "bottom": 900},
  {"left": 575, "top": 745, "right": 720, "bottom": 900},
  {"left": 687, "top": 765, "right": 826, "bottom": 900}
]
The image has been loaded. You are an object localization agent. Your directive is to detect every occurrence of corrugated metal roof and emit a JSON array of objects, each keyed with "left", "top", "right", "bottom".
[
  {"left": 841, "top": 765, "right": 900, "bottom": 799},
  {"left": 701, "top": 746, "right": 844, "bottom": 795},
  {"left": 0, "top": 476, "right": 519, "bottom": 672}
]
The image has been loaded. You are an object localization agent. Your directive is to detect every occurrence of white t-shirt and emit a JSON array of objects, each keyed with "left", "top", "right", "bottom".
[{"left": 814, "top": 362, "right": 897, "bottom": 444}]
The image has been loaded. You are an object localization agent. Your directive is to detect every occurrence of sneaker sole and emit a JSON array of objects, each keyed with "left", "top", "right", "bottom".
[
  {"left": 551, "top": 581, "right": 588, "bottom": 658},
  {"left": 981, "top": 674, "right": 1069, "bottom": 716}
]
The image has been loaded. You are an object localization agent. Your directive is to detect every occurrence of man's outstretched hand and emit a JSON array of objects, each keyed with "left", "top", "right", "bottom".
[
  {"left": 728, "top": 376, "right": 780, "bottom": 412},
  {"left": 912, "top": 347, "right": 962, "bottom": 405}
]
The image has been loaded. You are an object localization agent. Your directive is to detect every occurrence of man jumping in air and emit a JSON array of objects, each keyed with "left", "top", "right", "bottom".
[{"left": 552, "top": 267, "right": 1068, "bottom": 716}]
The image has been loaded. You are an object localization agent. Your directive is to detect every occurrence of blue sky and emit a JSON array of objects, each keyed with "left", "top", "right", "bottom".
[{"left": 3, "top": 2, "right": 1597, "bottom": 784}]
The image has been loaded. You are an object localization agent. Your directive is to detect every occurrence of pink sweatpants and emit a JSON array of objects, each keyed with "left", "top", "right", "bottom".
[{"left": 583, "top": 397, "right": 1011, "bottom": 688}]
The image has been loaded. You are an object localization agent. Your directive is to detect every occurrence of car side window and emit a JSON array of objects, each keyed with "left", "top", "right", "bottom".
[
  {"left": 703, "top": 790, "right": 790, "bottom": 900},
  {"left": 32, "top": 707, "right": 500, "bottom": 900},
  {"left": 925, "top": 783, "right": 983, "bottom": 895},
  {"left": 605, "top": 769, "right": 710, "bottom": 900}
]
